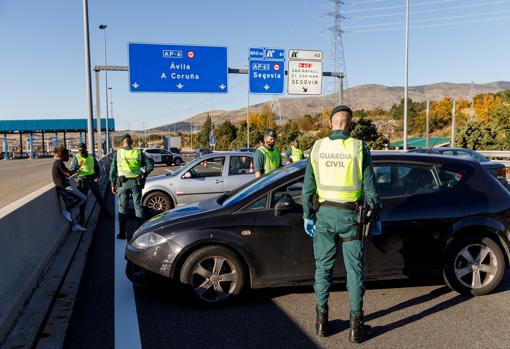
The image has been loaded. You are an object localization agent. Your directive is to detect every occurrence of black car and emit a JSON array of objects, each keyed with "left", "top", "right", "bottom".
[
  {"left": 409, "top": 147, "right": 508, "bottom": 186},
  {"left": 126, "top": 154, "right": 510, "bottom": 304},
  {"left": 194, "top": 147, "right": 212, "bottom": 158}
]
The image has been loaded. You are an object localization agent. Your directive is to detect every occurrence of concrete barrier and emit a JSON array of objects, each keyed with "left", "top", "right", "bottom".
[{"left": 0, "top": 155, "right": 111, "bottom": 342}]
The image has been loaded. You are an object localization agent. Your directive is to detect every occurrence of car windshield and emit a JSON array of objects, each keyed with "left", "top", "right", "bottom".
[
  {"left": 169, "top": 156, "right": 205, "bottom": 177},
  {"left": 464, "top": 150, "right": 488, "bottom": 162},
  {"left": 222, "top": 165, "right": 301, "bottom": 207}
]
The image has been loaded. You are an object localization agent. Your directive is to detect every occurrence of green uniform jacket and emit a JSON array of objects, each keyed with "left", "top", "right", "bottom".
[
  {"left": 109, "top": 147, "right": 154, "bottom": 184},
  {"left": 253, "top": 145, "right": 281, "bottom": 174},
  {"left": 70, "top": 153, "right": 101, "bottom": 178},
  {"left": 301, "top": 130, "right": 381, "bottom": 219}
]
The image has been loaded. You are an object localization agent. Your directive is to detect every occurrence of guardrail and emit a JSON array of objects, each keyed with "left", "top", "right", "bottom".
[
  {"left": 477, "top": 151, "right": 510, "bottom": 167},
  {"left": 0, "top": 155, "right": 111, "bottom": 342}
]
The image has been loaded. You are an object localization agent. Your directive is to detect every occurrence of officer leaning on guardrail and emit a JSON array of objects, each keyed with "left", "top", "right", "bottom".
[
  {"left": 301, "top": 105, "right": 382, "bottom": 344},
  {"left": 109, "top": 134, "right": 154, "bottom": 240},
  {"left": 70, "top": 143, "right": 112, "bottom": 225},
  {"left": 253, "top": 128, "right": 282, "bottom": 178},
  {"left": 285, "top": 139, "right": 304, "bottom": 164},
  {"left": 52, "top": 146, "right": 87, "bottom": 232}
]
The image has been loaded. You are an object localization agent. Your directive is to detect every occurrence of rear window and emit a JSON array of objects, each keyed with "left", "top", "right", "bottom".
[
  {"left": 438, "top": 167, "right": 464, "bottom": 189},
  {"left": 374, "top": 164, "right": 439, "bottom": 197}
]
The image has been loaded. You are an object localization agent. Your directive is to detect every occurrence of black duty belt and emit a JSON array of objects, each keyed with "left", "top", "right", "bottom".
[{"left": 320, "top": 201, "right": 358, "bottom": 212}]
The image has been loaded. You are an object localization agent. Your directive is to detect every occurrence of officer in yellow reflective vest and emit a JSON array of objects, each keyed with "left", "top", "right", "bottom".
[
  {"left": 253, "top": 129, "right": 281, "bottom": 178},
  {"left": 301, "top": 105, "right": 381, "bottom": 343},
  {"left": 109, "top": 134, "right": 154, "bottom": 240},
  {"left": 70, "top": 143, "right": 111, "bottom": 224},
  {"left": 285, "top": 139, "right": 304, "bottom": 164}
]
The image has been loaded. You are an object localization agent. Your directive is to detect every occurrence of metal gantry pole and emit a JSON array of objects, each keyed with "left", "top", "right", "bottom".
[
  {"left": 403, "top": 0, "right": 410, "bottom": 151},
  {"left": 101, "top": 25, "right": 110, "bottom": 153},
  {"left": 426, "top": 99, "right": 430, "bottom": 147},
  {"left": 82, "top": 0, "right": 95, "bottom": 155},
  {"left": 95, "top": 69, "right": 102, "bottom": 154},
  {"left": 451, "top": 99, "right": 456, "bottom": 147},
  {"left": 247, "top": 85, "right": 250, "bottom": 148}
]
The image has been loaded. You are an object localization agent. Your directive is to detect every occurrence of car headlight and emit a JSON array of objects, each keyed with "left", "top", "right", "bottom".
[{"left": 132, "top": 232, "right": 167, "bottom": 250}]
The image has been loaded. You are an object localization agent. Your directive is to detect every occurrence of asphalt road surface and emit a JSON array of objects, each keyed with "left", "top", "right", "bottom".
[
  {"left": 65, "top": 191, "right": 510, "bottom": 349},
  {"left": 0, "top": 158, "right": 54, "bottom": 208},
  {"left": 0, "top": 158, "right": 180, "bottom": 209}
]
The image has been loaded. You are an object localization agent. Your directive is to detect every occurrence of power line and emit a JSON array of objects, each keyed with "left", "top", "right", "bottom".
[
  {"left": 349, "top": 0, "right": 510, "bottom": 20},
  {"left": 345, "top": 9, "right": 510, "bottom": 29},
  {"left": 344, "top": 0, "right": 484, "bottom": 13},
  {"left": 347, "top": 14, "right": 510, "bottom": 32}
]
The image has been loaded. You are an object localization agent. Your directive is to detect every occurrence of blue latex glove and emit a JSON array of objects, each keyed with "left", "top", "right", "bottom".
[
  {"left": 372, "top": 220, "right": 382, "bottom": 236},
  {"left": 304, "top": 219, "right": 316, "bottom": 237}
]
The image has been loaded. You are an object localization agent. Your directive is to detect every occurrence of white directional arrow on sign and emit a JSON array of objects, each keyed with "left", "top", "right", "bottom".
[
  {"left": 219, "top": 84, "right": 226, "bottom": 90},
  {"left": 131, "top": 82, "right": 140, "bottom": 89},
  {"left": 263, "top": 84, "right": 270, "bottom": 90},
  {"left": 176, "top": 83, "right": 184, "bottom": 89}
]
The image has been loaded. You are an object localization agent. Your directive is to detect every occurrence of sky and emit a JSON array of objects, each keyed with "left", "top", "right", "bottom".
[{"left": 1, "top": 0, "right": 509, "bottom": 130}]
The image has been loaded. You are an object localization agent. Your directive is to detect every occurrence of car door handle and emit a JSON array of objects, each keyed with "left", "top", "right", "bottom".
[{"left": 215, "top": 180, "right": 224, "bottom": 184}]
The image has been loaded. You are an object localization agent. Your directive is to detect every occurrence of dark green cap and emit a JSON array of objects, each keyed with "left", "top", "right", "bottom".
[
  {"left": 264, "top": 129, "right": 277, "bottom": 138},
  {"left": 120, "top": 133, "right": 131, "bottom": 142},
  {"left": 330, "top": 105, "right": 353, "bottom": 119}
]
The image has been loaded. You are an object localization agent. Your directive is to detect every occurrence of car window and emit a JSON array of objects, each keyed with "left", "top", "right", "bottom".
[
  {"left": 229, "top": 156, "right": 254, "bottom": 176},
  {"left": 242, "top": 195, "right": 268, "bottom": 211},
  {"left": 441, "top": 150, "right": 455, "bottom": 156},
  {"left": 145, "top": 149, "right": 157, "bottom": 154},
  {"left": 438, "top": 168, "right": 464, "bottom": 188},
  {"left": 374, "top": 164, "right": 439, "bottom": 197},
  {"left": 271, "top": 179, "right": 304, "bottom": 207},
  {"left": 375, "top": 165, "right": 391, "bottom": 184},
  {"left": 189, "top": 157, "right": 225, "bottom": 178}
]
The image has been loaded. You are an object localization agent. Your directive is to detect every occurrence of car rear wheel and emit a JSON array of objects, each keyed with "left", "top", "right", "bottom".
[
  {"left": 143, "top": 191, "right": 174, "bottom": 217},
  {"left": 180, "top": 246, "right": 245, "bottom": 304},
  {"left": 174, "top": 157, "right": 182, "bottom": 166},
  {"left": 443, "top": 235, "right": 505, "bottom": 296}
]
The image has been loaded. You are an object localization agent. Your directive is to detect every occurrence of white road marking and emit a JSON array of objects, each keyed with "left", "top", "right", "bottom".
[{"left": 114, "top": 196, "right": 143, "bottom": 349}]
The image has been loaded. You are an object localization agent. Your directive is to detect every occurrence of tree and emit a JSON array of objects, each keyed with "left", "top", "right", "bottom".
[
  {"left": 276, "top": 122, "right": 300, "bottom": 150},
  {"left": 214, "top": 120, "right": 237, "bottom": 150},
  {"left": 351, "top": 117, "right": 388, "bottom": 150},
  {"left": 473, "top": 93, "right": 502, "bottom": 123},
  {"left": 488, "top": 104, "right": 510, "bottom": 149},
  {"left": 196, "top": 114, "right": 212, "bottom": 148},
  {"left": 296, "top": 114, "right": 316, "bottom": 131},
  {"left": 455, "top": 120, "right": 499, "bottom": 150}
]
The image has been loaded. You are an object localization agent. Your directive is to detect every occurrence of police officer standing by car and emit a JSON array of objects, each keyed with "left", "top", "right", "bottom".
[
  {"left": 253, "top": 128, "right": 281, "bottom": 178},
  {"left": 110, "top": 134, "right": 154, "bottom": 240},
  {"left": 285, "top": 139, "right": 304, "bottom": 164},
  {"left": 70, "top": 143, "right": 111, "bottom": 224},
  {"left": 301, "top": 105, "right": 381, "bottom": 343}
]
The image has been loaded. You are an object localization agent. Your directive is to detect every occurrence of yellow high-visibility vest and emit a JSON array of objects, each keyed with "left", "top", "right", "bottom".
[
  {"left": 117, "top": 148, "right": 142, "bottom": 178},
  {"left": 310, "top": 137, "right": 363, "bottom": 203},
  {"left": 258, "top": 146, "right": 281, "bottom": 174},
  {"left": 290, "top": 146, "right": 304, "bottom": 162},
  {"left": 75, "top": 153, "right": 95, "bottom": 177}
]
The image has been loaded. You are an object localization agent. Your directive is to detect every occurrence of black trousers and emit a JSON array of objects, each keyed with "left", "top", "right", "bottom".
[{"left": 77, "top": 177, "right": 108, "bottom": 224}]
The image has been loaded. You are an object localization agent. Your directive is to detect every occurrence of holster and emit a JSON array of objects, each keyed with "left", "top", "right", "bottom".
[{"left": 116, "top": 176, "right": 126, "bottom": 188}]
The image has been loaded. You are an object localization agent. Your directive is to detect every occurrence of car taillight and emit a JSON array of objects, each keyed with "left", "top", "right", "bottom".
[{"left": 496, "top": 168, "right": 507, "bottom": 177}]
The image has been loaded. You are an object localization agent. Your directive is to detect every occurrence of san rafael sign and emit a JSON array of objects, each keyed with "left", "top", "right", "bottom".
[{"left": 287, "top": 49, "right": 323, "bottom": 95}]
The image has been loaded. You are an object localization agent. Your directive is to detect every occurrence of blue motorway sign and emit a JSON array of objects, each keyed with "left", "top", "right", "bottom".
[
  {"left": 249, "top": 60, "right": 284, "bottom": 94},
  {"left": 128, "top": 43, "right": 228, "bottom": 93},
  {"left": 249, "top": 47, "right": 285, "bottom": 94},
  {"left": 209, "top": 135, "right": 216, "bottom": 146}
]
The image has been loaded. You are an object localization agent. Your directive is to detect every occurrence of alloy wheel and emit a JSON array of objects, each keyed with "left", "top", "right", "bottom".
[
  {"left": 454, "top": 243, "right": 498, "bottom": 289},
  {"left": 190, "top": 256, "right": 238, "bottom": 303}
]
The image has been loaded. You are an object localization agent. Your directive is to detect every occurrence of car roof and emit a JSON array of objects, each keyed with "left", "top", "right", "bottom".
[
  {"left": 201, "top": 151, "right": 255, "bottom": 157},
  {"left": 371, "top": 152, "right": 480, "bottom": 165}
]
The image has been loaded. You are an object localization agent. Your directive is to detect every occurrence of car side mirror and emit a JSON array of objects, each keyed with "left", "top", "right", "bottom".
[
  {"left": 182, "top": 172, "right": 192, "bottom": 179},
  {"left": 275, "top": 196, "right": 295, "bottom": 216}
]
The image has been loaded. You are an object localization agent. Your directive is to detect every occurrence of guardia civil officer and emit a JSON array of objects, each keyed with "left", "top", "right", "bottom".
[
  {"left": 110, "top": 134, "right": 154, "bottom": 240},
  {"left": 301, "top": 105, "right": 381, "bottom": 343},
  {"left": 253, "top": 128, "right": 281, "bottom": 178},
  {"left": 70, "top": 143, "right": 111, "bottom": 224},
  {"left": 285, "top": 139, "right": 304, "bottom": 164}
]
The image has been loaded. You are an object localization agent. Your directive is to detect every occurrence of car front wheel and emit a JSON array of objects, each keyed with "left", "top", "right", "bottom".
[
  {"left": 174, "top": 157, "right": 182, "bottom": 166},
  {"left": 180, "top": 246, "right": 245, "bottom": 304},
  {"left": 443, "top": 234, "right": 505, "bottom": 296},
  {"left": 143, "top": 191, "right": 174, "bottom": 217}
]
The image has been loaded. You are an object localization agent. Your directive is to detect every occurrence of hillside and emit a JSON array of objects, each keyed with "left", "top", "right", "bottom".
[{"left": 150, "top": 81, "right": 510, "bottom": 131}]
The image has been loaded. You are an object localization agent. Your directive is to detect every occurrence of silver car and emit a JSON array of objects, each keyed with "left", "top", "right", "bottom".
[{"left": 142, "top": 152, "right": 255, "bottom": 215}]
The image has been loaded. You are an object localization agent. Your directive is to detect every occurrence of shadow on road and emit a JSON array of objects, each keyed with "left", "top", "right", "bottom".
[{"left": 134, "top": 283, "right": 320, "bottom": 349}]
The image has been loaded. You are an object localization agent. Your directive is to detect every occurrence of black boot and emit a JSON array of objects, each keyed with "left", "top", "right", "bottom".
[
  {"left": 315, "top": 307, "right": 328, "bottom": 337},
  {"left": 117, "top": 214, "right": 127, "bottom": 240},
  {"left": 349, "top": 311, "right": 371, "bottom": 343}
]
